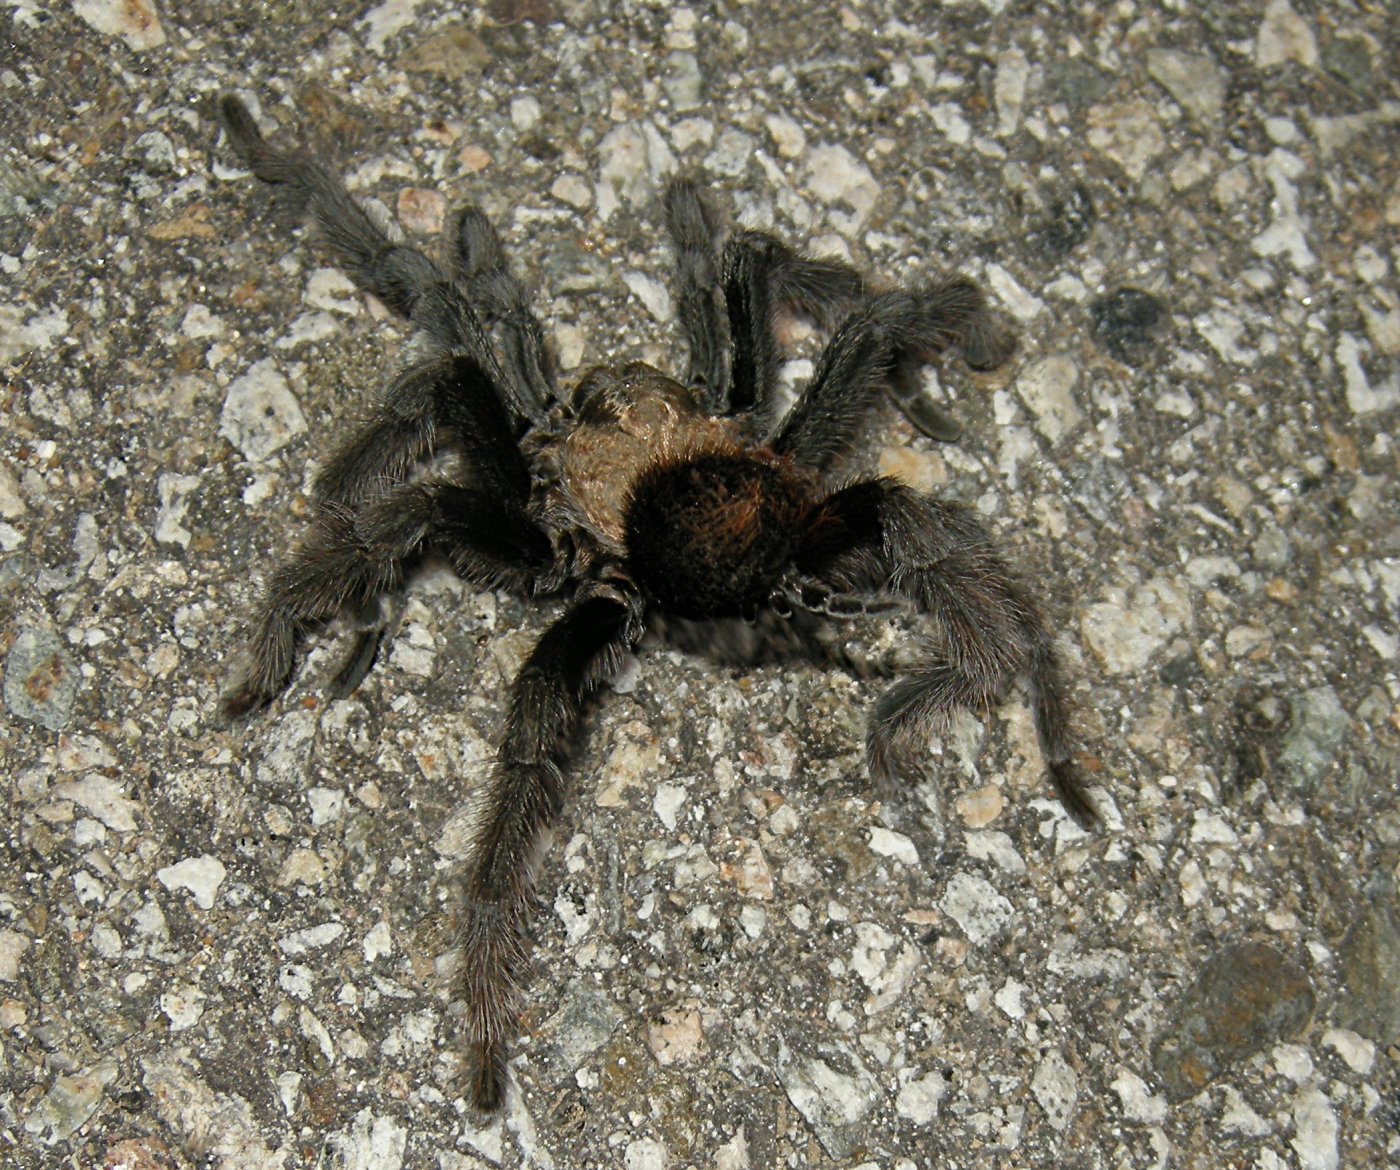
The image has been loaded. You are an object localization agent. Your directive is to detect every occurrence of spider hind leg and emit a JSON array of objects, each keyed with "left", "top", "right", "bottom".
[{"left": 794, "top": 479, "right": 1099, "bottom": 826}]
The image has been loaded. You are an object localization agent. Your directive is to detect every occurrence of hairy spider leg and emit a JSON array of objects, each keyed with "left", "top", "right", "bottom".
[
  {"left": 222, "top": 479, "right": 551, "bottom": 717},
  {"left": 722, "top": 230, "right": 865, "bottom": 419},
  {"left": 451, "top": 208, "right": 554, "bottom": 423},
  {"left": 792, "top": 478, "right": 1098, "bottom": 826},
  {"left": 663, "top": 180, "right": 866, "bottom": 421},
  {"left": 772, "top": 280, "right": 990, "bottom": 476},
  {"left": 223, "top": 357, "right": 552, "bottom": 716},
  {"left": 459, "top": 586, "right": 643, "bottom": 1112},
  {"left": 216, "top": 95, "right": 539, "bottom": 429},
  {"left": 663, "top": 180, "right": 728, "bottom": 410}
]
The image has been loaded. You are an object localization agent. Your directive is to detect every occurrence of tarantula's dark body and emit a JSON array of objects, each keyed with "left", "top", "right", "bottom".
[{"left": 215, "top": 94, "right": 1099, "bottom": 1112}]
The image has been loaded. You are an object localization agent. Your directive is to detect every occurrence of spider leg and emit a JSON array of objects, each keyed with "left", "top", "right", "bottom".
[
  {"left": 310, "top": 347, "right": 533, "bottom": 514},
  {"left": 772, "top": 279, "right": 1003, "bottom": 477},
  {"left": 222, "top": 480, "right": 553, "bottom": 717},
  {"left": 220, "top": 94, "right": 449, "bottom": 324},
  {"left": 793, "top": 479, "right": 1098, "bottom": 826},
  {"left": 722, "top": 230, "right": 865, "bottom": 423},
  {"left": 451, "top": 207, "right": 553, "bottom": 423},
  {"left": 217, "top": 95, "right": 547, "bottom": 426},
  {"left": 459, "top": 582, "right": 643, "bottom": 1111},
  {"left": 663, "top": 180, "right": 728, "bottom": 410},
  {"left": 225, "top": 355, "right": 550, "bottom": 715}
]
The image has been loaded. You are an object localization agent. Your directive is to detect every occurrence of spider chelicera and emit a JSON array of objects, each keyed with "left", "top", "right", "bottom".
[{"left": 215, "top": 93, "right": 1099, "bottom": 1111}]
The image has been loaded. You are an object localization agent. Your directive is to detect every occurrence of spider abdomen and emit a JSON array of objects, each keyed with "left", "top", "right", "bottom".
[{"left": 624, "top": 452, "right": 814, "bottom": 619}]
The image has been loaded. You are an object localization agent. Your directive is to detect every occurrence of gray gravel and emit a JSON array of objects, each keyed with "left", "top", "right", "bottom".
[{"left": 3, "top": 2, "right": 1398, "bottom": 1168}]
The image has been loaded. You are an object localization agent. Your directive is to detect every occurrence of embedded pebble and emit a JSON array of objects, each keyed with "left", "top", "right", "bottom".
[
  {"left": 955, "top": 785, "right": 1004, "bottom": 828},
  {"left": 965, "top": 830, "right": 1026, "bottom": 873},
  {"left": 398, "top": 24, "right": 490, "bottom": 77},
  {"left": 624, "top": 1138, "right": 667, "bottom": 1170},
  {"left": 804, "top": 144, "right": 879, "bottom": 235},
  {"left": 1080, "top": 577, "right": 1191, "bottom": 675},
  {"left": 0, "top": 463, "right": 25, "bottom": 518},
  {"left": 545, "top": 982, "right": 621, "bottom": 1069},
  {"left": 764, "top": 113, "right": 806, "bottom": 158},
  {"left": 1252, "top": 150, "right": 1316, "bottom": 270},
  {"left": 867, "top": 827, "right": 919, "bottom": 866},
  {"left": 0, "top": 304, "right": 67, "bottom": 362},
  {"left": 1336, "top": 906, "right": 1400, "bottom": 1044},
  {"left": 663, "top": 52, "right": 703, "bottom": 112},
  {"left": 993, "top": 49, "right": 1029, "bottom": 137},
  {"left": 160, "top": 982, "right": 206, "bottom": 1030},
  {"left": 777, "top": 1046, "right": 880, "bottom": 1160},
  {"left": 1151, "top": 942, "right": 1315, "bottom": 1101},
  {"left": 646, "top": 1006, "right": 703, "bottom": 1065},
  {"left": 1016, "top": 353, "right": 1083, "bottom": 443},
  {"left": 550, "top": 174, "right": 592, "bottom": 209},
  {"left": 720, "top": 840, "right": 774, "bottom": 900},
  {"left": 53, "top": 775, "right": 139, "bottom": 832},
  {"left": 1276, "top": 686, "right": 1349, "bottom": 790},
  {"left": 156, "top": 855, "right": 227, "bottom": 911},
  {"left": 5, "top": 628, "right": 79, "bottom": 732},
  {"left": 1030, "top": 1049, "right": 1079, "bottom": 1132},
  {"left": 220, "top": 359, "right": 307, "bottom": 462},
  {"left": 939, "top": 873, "right": 1015, "bottom": 946},
  {"left": 155, "top": 473, "right": 202, "bottom": 548},
  {"left": 326, "top": 1110, "right": 407, "bottom": 1170},
  {"left": 706, "top": 128, "right": 757, "bottom": 178},
  {"left": 0, "top": 929, "right": 30, "bottom": 981},
  {"left": 1321, "top": 1028, "right": 1374, "bottom": 1074},
  {"left": 22, "top": 1061, "right": 117, "bottom": 1144},
  {"left": 652, "top": 784, "right": 685, "bottom": 830},
  {"left": 894, "top": 1069, "right": 947, "bottom": 1124},
  {"left": 305, "top": 269, "right": 361, "bottom": 313},
  {"left": 278, "top": 922, "right": 347, "bottom": 955},
  {"left": 396, "top": 187, "right": 446, "bottom": 235},
  {"left": 1337, "top": 333, "right": 1397, "bottom": 414},
  {"left": 596, "top": 121, "right": 675, "bottom": 221},
  {"left": 1290, "top": 1086, "right": 1339, "bottom": 1170},
  {"left": 622, "top": 271, "right": 673, "bottom": 323},
  {"left": 1146, "top": 50, "right": 1225, "bottom": 125},
  {"left": 1086, "top": 98, "right": 1167, "bottom": 180},
  {"left": 72, "top": 0, "right": 164, "bottom": 50},
  {"left": 1256, "top": 0, "right": 1318, "bottom": 69}
]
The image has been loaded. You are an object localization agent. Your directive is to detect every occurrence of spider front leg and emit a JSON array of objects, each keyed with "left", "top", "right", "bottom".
[
  {"left": 663, "top": 180, "right": 728, "bottom": 410},
  {"left": 451, "top": 207, "right": 554, "bottom": 424},
  {"left": 773, "top": 279, "right": 1005, "bottom": 476},
  {"left": 224, "top": 354, "right": 551, "bottom": 713},
  {"left": 663, "top": 180, "right": 864, "bottom": 419},
  {"left": 222, "top": 479, "right": 552, "bottom": 717},
  {"left": 459, "top": 582, "right": 644, "bottom": 1111},
  {"left": 794, "top": 479, "right": 1099, "bottom": 827},
  {"left": 217, "top": 95, "right": 541, "bottom": 428}
]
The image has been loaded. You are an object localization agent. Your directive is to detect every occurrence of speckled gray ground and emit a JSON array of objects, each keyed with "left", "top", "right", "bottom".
[{"left": 2, "top": 2, "right": 1397, "bottom": 1168}]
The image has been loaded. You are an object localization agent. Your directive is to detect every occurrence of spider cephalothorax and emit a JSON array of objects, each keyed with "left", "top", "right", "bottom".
[{"left": 215, "top": 93, "right": 1099, "bottom": 1112}]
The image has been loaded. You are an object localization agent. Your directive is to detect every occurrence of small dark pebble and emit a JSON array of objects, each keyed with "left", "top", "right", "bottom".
[
  {"left": 489, "top": 0, "right": 556, "bottom": 24},
  {"left": 1336, "top": 904, "right": 1400, "bottom": 1045},
  {"left": 1151, "top": 941, "right": 1315, "bottom": 1102},
  {"left": 1028, "top": 183, "right": 1095, "bottom": 261},
  {"left": 1089, "top": 287, "right": 1165, "bottom": 365}
]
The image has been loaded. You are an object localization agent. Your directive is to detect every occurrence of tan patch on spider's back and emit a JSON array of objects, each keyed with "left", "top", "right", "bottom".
[{"left": 560, "top": 364, "right": 742, "bottom": 545}]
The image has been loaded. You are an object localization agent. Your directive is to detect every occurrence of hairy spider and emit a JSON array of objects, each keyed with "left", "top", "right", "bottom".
[{"left": 215, "top": 94, "right": 1099, "bottom": 1112}]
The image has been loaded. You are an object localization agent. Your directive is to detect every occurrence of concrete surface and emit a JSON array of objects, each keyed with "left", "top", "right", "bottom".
[{"left": 2, "top": 1, "right": 1397, "bottom": 1167}]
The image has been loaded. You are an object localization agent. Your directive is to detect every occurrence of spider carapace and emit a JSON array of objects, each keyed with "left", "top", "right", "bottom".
[{"left": 215, "top": 93, "right": 1099, "bottom": 1111}]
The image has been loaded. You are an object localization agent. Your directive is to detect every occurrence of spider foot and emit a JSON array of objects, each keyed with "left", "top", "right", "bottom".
[{"left": 1050, "top": 758, "right": 1101, "bottom": 830}]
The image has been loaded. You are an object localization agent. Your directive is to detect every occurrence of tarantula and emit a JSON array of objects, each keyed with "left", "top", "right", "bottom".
[{"left": 215, "top": 93, "right": 1099, "bottom": 1112}]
